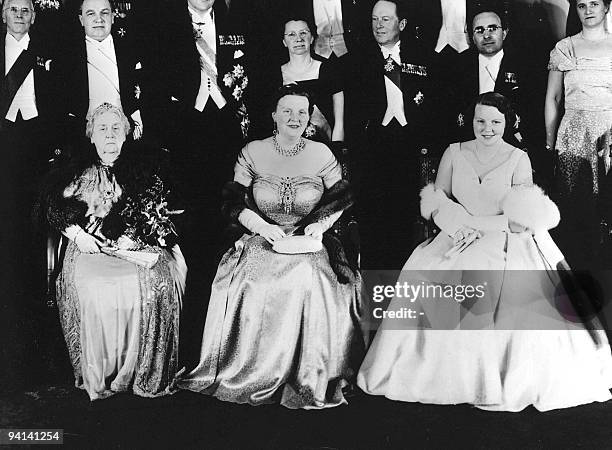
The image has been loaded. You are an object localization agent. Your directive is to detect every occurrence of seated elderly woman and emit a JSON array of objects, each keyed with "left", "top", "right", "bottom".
[
  {"left": 178, "top": 85, "right": 363, "bottom": 409},
  {"left": 44, "top": 103, "right": 186, "bottom": 400}
]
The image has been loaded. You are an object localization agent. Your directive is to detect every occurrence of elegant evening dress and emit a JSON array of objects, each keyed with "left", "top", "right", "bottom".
[
  {"left": 281, "top": 59, "right": 343, "bottom": 144},
  {"left": 52, "top": 165, "right": 186, "bottom": 400},
  {"left": 358, "top": 144, "right": 612, "bottom": 411},
  {"left": 549, "top": 36, "right": 612, "bottom": 268},
  {"left": 179, "top": 143, "right": 363, "bottom": 409}
]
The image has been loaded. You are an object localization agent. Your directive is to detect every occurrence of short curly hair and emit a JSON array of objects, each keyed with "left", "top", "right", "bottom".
[{"left": 85, "top": 102, "right": 131, "bottom": 139}]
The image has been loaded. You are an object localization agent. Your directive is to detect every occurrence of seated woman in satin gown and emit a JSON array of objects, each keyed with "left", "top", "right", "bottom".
[
  {"left": 358, "top": 93, "right": 612, "bottom": 412},
  {"left": 44, "top": 103, "right": 186, "bottom": 400},
  {"left": 178, "top": 85, "right": 363, "bottom": 409},
  {"left": 276, "top": 16, "right": 344, "bottom": 144}
]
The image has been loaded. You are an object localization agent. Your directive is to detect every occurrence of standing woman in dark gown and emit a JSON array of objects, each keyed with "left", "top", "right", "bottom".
[{"left": 276, "top": 16, "right": 345, "bottom": 145}]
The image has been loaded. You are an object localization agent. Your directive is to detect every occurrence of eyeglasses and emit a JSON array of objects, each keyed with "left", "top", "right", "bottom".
[
  {"left": 473, "top": 25, "right": 503, "bottom": 35},
  {"left": 284, "top": 30, "right": 311, "bottom": 40},
  {"left": 5, "top": 6, "right": 33, "bottom": 16}
]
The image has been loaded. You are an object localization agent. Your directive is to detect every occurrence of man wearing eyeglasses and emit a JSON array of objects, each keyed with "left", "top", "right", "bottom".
[
  {"left": 1, "top": 0, "right": 56, "bottom": 304},
  {"left": 450, "top": 7, "right": 541, "bottom": 144}
]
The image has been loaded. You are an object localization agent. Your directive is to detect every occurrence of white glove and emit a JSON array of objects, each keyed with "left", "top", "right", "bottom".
[
  {"left": 238, "top": 209, "right": 286, "bottom": 244},
  {"left": 434, "top": 194, "right": 508, "bottom": 236},
  {"left": 304, "top": 223, "right": 324, "bottom": 240},
  {"left": 64, "top": 225, "right": 101, "bottom": 253},
  {"left": 304, "top": 211, "right": 343, "bottom": 240},
  {"left": 131, "top": 110, "right": 143, "bottom": 140}
]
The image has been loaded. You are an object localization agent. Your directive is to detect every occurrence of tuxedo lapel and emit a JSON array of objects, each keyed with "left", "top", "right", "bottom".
[
  {"left": 73, "top": 37, "right": 90, "bottom": 119},
  {"left": 0, "top": 33, "right": 5, "bottom": 83},
  {"left": 114, "top": 38, "right": 135, "bottom": 115},
  {"left": 494, "top": 53, "right": 507, "bottom": 93},
  {"left": 468, "top": 50, "right": 479, "bottom": 95}
]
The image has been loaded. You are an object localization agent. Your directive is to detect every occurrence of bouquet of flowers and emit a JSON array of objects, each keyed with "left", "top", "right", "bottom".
[{"left": 119, "top": 175, "right": 183, "bottom": 248}]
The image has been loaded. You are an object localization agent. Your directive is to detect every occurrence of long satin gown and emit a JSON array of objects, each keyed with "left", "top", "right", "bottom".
[
  {"left": 179, "top": 143, "right": 363, "bottom": 409},
  {"left": 55, "top": 165, "right": 186, "bottom": 400},
  {"left": 358, "top": 144, "right": 612, "bottom": 411},
  {"left": 549, "top": 36, "right": 612, "bottom": 268}
]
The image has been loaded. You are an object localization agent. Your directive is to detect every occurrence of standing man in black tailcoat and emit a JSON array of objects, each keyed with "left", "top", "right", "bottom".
[
  {"left": 357, "top": 0, "right": 437, "bottom": 271},
  {"left": 450, "top": 7, "right": 548, "bottom": 185},
  {"left": 155, "top": 0, "right": 250, "bottom": 365},
  {"left": 1, "top": 0, "right": 59, "bottom": 388},
  {"left": 54, "top": 0, "right": 144, "bottom": 150},
  {"left": 1, "top": 0, "right": 56, "bottom": 299}
]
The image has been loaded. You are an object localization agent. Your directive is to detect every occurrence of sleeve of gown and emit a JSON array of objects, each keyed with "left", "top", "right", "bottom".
[
  {"left": 233, "top": 144, "right": 256, "bottom": 187},
  {"left": 318, "top": 148, "right": 343, "bottom": 189},
  {"left": 319, "top": 59, "right": 343, "bottom": 96},
  {"left": 548, "top": 39, "right": 573, "bottom": 72}
]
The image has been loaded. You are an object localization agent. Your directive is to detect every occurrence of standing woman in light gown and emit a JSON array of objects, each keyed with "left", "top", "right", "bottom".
[
  {"left": 44, "top": 103, "right": 186, "bottom": 400},
  {"left": 358, "top": 92, "right": 612, "bottom": 412},
  {"left": 545, "top": 0, "right": 612, "bottom": 269},
  {"left": 179, "top": 85, "right": 363, "bottom": 409}
]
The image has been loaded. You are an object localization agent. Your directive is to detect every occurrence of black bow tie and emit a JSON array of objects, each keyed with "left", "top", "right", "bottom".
[{"left": 193, "top": 21, "right": 205, "bottom": 26}]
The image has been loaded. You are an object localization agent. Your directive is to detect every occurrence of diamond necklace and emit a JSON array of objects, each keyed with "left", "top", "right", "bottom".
[{"left": 272, "top": 135, "right": 306, "bottom": 157}]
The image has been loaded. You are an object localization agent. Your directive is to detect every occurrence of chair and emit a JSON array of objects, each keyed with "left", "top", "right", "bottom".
[
  {"left": 330, "top": 142, "right": 360, "bottom": 270},
  {"left": 414, "top": 147, "right": 441, "bottom": 243}
]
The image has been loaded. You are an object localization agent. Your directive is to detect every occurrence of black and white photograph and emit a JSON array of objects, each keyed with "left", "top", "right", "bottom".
[{"left": 1, "top": 0, "right": 612, "bottom": 448}]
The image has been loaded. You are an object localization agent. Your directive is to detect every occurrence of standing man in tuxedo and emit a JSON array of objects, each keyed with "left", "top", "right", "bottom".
[
  {"left": 1, "top": 0, "right": 56, "bottom": 295},
  {"left": 55, "top": 0, "right": 143, "bottom": 150},
  {"left": 156, "top": 0, "right": 250, "bottom": 365},
  {"left": 450, "top": 6, "right": 547, "bottom": 180},
  {"left": 357, "top": 0, "right": 437, "bottom": 271}
]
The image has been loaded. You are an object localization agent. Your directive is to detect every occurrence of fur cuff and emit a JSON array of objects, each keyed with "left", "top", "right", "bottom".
[
  {"left": 501, "top": 185, "right": 560, "bottom": 232},
  {"left": 420, "top": 183, "right": 447, "bottom": 220}
]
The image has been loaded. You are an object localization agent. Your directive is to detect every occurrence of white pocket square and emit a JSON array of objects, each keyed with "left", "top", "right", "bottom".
[
  {"left": 68, "top": 113, "right": 76, "bottom": 117},
  {"left": 45, "top": 59, "right": 52, "bottom": 71},
  {"left": 135, "top": 62, "right": 142, "bottom": 69},
  {"left": 234, "top": 50, "right": 244, "bottom": 59},
  {"left": 171, "top": 96, "right": 179, "bottom": 102}
]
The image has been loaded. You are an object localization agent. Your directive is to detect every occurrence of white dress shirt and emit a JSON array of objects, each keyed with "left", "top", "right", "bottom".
[
  {"left": 435, "top": 0, "right": 469, "bottom": 54},
  {"left": 85, "top": 35, "right": 121, "bottom": 113},
  {"left": 313, "top": 0, "right": 348, "bottom": 58},
  {"left": 381, "top": 42, "right": 407, "bottom": 127},
  {"left": 478, "top": 49, "right": 504, "bottom": 94},
  {"left": 190, "top": 6, "right": 226, "bottom": 111},
  {"left": 5, "top": 32, "right": 38, "bottom": 121}
]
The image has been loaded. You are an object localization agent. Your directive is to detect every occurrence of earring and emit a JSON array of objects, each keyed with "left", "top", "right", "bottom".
[{"left": 273, "top": 122, "right": 278, "bottom": 135}]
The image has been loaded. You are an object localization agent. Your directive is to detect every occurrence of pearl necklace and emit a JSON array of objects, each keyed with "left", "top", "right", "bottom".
[{"left": 272, "top": 135, "right": 306, "bottom": 157}]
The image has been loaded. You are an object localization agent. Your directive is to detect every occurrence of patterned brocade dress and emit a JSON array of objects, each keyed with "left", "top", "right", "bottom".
[
  {"left": 179, "top": 144, "right": 363, "bottom": 409},
  {"left": 53, "top": 165, "right": 186, "bottom": 400},
  {"left": 548, "top": 36, "right": 612, "bottom": 267}
]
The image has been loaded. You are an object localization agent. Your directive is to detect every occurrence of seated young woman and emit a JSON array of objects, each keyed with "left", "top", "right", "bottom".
[
  {"left": 178, "top": 85, "right": 364, "bottom": 409},
  {"left": 357, "top": 92, "right": 612, "bottom": 412},
  {"left": 43, "top": 103, "right": 186, "bottom": 400}
]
